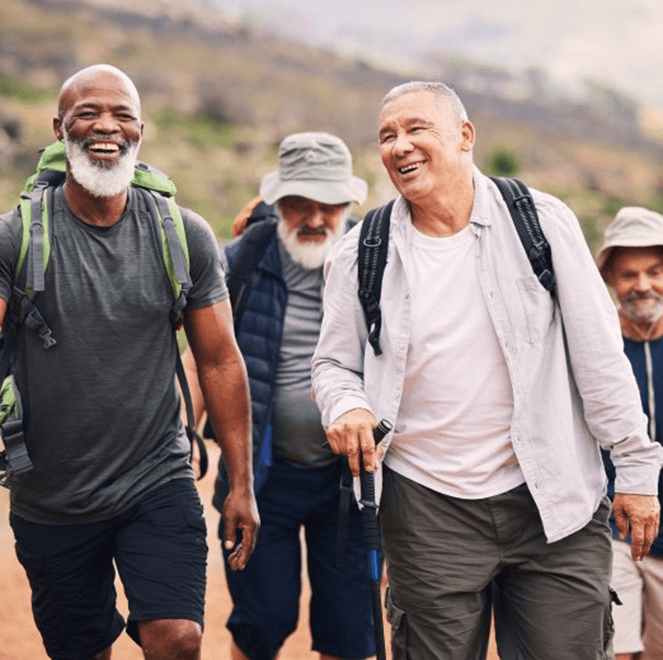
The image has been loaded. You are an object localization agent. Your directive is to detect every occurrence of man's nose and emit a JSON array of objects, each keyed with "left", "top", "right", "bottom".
[
  {"left": 92, "top": 113, "right": 120, "bottom": 134},
  {"left": 392, "top": 132, "right": 413, "bottom": 156},
  {"left": 305, "top": 208, "right": 325, "bottom": 228},
  {"left": 635, "top": 273, "right": 653, "bottom": 291}
]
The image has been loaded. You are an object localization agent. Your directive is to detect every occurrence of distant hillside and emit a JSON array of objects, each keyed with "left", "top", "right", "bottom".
[{"left": 1, "top": 0, "right": 663, "bottom": 249}]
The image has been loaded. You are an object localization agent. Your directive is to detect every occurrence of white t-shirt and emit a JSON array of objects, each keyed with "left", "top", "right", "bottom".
[{"left": 384, "top": 223, "right": 525, "bottom": 499}]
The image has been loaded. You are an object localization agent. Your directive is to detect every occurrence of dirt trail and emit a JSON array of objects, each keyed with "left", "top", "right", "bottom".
[{"left": 0, "top": 444, "right": 498, "bottom": 659}]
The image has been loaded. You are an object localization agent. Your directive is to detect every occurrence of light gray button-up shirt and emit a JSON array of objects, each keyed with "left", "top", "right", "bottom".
[{"left": 312, "top": 166, "right": 663, "bottom": 543}]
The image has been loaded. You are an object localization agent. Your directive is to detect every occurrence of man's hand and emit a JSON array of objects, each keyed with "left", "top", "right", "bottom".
[
  {"left": 613, "top": 493, "right": 660, "bottom": 561},
  {"left": 325, "top": 408, "right": 379, "bottom": 477},
  {"left": 222, "top": 488, "right": 260, "bottom": 571}
]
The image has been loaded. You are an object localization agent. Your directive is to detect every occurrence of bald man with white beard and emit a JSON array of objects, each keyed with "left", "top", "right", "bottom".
[{"left": 0, "top": 64, "right": 258, "bottom": 660}]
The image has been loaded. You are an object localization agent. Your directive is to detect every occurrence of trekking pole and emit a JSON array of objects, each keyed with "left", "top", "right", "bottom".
[{"left": 359, "top": 418, "right": 392, "bottom": 660}]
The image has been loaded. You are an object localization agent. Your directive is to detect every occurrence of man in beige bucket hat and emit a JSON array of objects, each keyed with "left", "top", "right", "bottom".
[
  {"left": 598, "top": 206, "right": 663, "bottom": 660},
  {"left": 184, "top": 132, "right": 378, "bottom": 660}
]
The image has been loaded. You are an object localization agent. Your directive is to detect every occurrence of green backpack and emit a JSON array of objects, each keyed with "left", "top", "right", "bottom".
[{"left": 0, "top": 141, "right": 207, "bottom": 486}]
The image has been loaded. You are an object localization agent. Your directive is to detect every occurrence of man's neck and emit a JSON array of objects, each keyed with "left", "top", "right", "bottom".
[
  {"left": 408, "top": 185, "right": 474, "bottom": 237},
  {"left": 62, "top": 176, "right": 129, "bottom": 228},
  {"left": 619, "top": 311, "right": 663, "bottom": 342}
]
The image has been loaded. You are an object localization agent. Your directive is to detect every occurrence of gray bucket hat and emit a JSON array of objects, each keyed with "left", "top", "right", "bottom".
[
  {"left": 259, "top": 132, "right": 368, "bottom": 205},
  {"left": 597, "top": 206, "right": 663, "bottom": 277}
]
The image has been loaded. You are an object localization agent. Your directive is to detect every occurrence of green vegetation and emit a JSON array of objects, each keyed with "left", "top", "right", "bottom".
[
  {"left": 152, "top": 110, "right": 236, "bottom": 151},
  {"left": 0, "top": 76, "right": 54, "bottom": 104},
  {"left": 486, "top": 146, "right": 520, "bottom": 177}
]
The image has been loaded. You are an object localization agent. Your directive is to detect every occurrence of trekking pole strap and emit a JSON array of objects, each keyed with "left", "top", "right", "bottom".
[{"left": 336, "top": 462, "right": 354, "bottom": 568}]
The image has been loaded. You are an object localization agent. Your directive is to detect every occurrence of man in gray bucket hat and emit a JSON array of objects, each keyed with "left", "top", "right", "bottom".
[
  {"left": 598, "top": 206, "right": 663, "bottom": 660},
  {"left": 184, "top": 132, "right": 377, "bottom": 659}
]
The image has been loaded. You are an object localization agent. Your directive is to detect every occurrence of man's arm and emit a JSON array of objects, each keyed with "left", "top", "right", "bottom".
[
  {"left": 184, "top": 299, "right": 259, "bottom": 571},
  {"left": 0, "top": 298, "right": 6, "bottom": 328},
  {"left": 534, "top": 191, "right": 662, "bottom": 559},
  {"left": 311, "top": 228, "right": 381, "bottom": 475}
]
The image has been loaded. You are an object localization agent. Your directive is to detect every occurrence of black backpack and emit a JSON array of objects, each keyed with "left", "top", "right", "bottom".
[{"left": 358, "top": 176, "right": 556, "bottom": 356}]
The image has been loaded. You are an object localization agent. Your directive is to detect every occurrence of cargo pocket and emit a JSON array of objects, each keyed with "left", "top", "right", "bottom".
[{"left": 386, "top": 587, "right": 410, "bottom": 660}]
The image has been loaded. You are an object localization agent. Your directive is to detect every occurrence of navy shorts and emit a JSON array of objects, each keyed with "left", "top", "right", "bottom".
[
  {"left": 11, "top": 478, "right": 207, "bottom": 660},
  {"left": 220, "top": 456, "right": 379, "bottom": 660}
]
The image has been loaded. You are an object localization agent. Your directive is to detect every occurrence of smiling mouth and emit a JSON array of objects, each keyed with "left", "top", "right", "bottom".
[
  {"left": 398, "top": 162, "right": 422, "bottom": 175},
  {"left": 87, "top": 142, "right": 122, "bottom": 155}
]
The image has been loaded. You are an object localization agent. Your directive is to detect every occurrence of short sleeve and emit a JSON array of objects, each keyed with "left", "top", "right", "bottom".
[
  {"left": 0, "top": 208, "right": 22, "bottom": 302},
  {"left": 180, "top": 207, "right": 228, "bottom": 310}
]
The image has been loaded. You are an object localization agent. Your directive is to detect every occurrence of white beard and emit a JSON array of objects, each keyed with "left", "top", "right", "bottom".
[
  {"left": 276, "top": 212, "right": 346, "bottom": 270},
  {"left": 63, "top": 132, "right": 140, "bottom": 198},
  {"left": 621, "top": 291, "right": 663, "bottom": 326}
]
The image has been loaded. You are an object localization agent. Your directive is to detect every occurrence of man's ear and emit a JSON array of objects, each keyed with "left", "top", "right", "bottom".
[
  {"left": 53, "top": 116, "right": 64, "bottom": 141},
  {"left": 460, "top": 120, "right": 475, "bottom": 152}
]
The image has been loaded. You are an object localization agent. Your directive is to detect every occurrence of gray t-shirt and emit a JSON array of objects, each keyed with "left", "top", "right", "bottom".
[
  {"left": 0, "top": 185, "right": 228, "bottom": 523},
  {"left": 270, "top": 241, "right": 334, "bottom": 468}
]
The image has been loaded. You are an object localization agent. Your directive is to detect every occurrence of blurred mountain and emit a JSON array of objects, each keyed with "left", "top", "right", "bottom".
[
  {"left": 1, "top": 0, "right": 663, "bottom": 248},
  {"left": 214, "top": 0, "right": 663, "bottom": 111}
]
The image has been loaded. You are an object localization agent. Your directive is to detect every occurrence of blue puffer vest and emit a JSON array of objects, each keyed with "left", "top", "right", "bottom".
[{"left": 212, "top": 222, "right": 287, "bottom": 513}]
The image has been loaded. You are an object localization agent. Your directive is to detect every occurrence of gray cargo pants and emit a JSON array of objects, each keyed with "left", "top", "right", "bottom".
[{"left": 380, "top": 465, "right": 614, "bottom": 660}]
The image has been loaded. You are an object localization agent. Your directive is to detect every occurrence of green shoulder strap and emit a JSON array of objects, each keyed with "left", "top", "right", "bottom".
[{"left": 19, "top": 141, "right": 187, "bottom": 301}]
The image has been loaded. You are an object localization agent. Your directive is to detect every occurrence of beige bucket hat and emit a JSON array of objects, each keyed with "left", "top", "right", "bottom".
[{"left": 597, "top": 206, "right": 663, "bottom": 277}]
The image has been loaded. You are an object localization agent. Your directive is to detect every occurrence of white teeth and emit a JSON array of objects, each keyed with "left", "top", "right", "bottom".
[
  {"left": 399, "top": 163, "right": 419, "bottom": 174},
  {"left": 89, "top": 142, "right": 119, "bottom": 153}
]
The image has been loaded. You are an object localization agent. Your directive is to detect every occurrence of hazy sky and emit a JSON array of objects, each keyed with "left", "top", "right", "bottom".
[{"left": 215, "top": 0, "right": 663, "bottom": 108}]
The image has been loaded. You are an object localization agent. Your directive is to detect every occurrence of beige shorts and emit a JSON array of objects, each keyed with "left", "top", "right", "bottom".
[{"left": 611, "top": 538, "right": 663, "bottom": 658}]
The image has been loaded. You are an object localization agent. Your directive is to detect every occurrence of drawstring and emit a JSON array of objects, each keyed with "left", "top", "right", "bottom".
[{"left": 644, "top": 340, "right": 656, "bottom": 442}]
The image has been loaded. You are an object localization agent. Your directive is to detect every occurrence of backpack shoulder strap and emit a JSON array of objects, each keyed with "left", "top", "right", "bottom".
[
  {"left": 489, "top": 176, "right": 556, "bottom": 294},
  {"left": 137, "top": 188, "right": 208, "bottom": 479},
  {"left": 358, "top": 200, "right": 394, "bottom": 357},
  {"left": 5, "top": 185, "right": 58, "bottom": 351},
  {"left": 136, "top": 186, "right": 191, "bottom": 326},
  {"left": 226, "top": 216, "right": 278, "bottom": 327},
  {"left": 18, "top": 181, "right": 55, "bottom": 296}
]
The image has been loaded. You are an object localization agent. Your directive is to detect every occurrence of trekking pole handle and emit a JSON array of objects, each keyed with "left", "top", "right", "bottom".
[
  {"left": 360, "top": 419, "right": 393, "bottom": 508},
  {"left": 373, "top": 419, "right": 393, "bottom": 444}
]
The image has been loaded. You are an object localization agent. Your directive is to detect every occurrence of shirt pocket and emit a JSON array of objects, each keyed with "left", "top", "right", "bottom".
[{"left": 516, "top": 277, "right": 556, "bottom": 344}]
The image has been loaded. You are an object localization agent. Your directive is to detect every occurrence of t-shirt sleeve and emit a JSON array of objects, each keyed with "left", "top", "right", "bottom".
[
  {"left": 181, "top": 207, "right": 229, "bottom": 310},
  {"left": 0, "top": 208, "right": 21, "bottom": 303}
]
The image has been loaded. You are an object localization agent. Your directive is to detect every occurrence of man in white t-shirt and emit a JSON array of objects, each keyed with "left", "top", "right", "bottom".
[{"left": 311, "top": 81, "right": 663, "bottom": 659}]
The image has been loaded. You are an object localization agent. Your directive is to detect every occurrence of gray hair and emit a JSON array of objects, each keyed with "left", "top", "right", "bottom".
[{"left": 381, "top": 81, "right": 468, "bottom": 124}]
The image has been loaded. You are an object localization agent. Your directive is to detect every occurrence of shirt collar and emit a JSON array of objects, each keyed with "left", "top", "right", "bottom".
[{"left": 469, "top": 165, "right": 491, "bottom": 228}]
